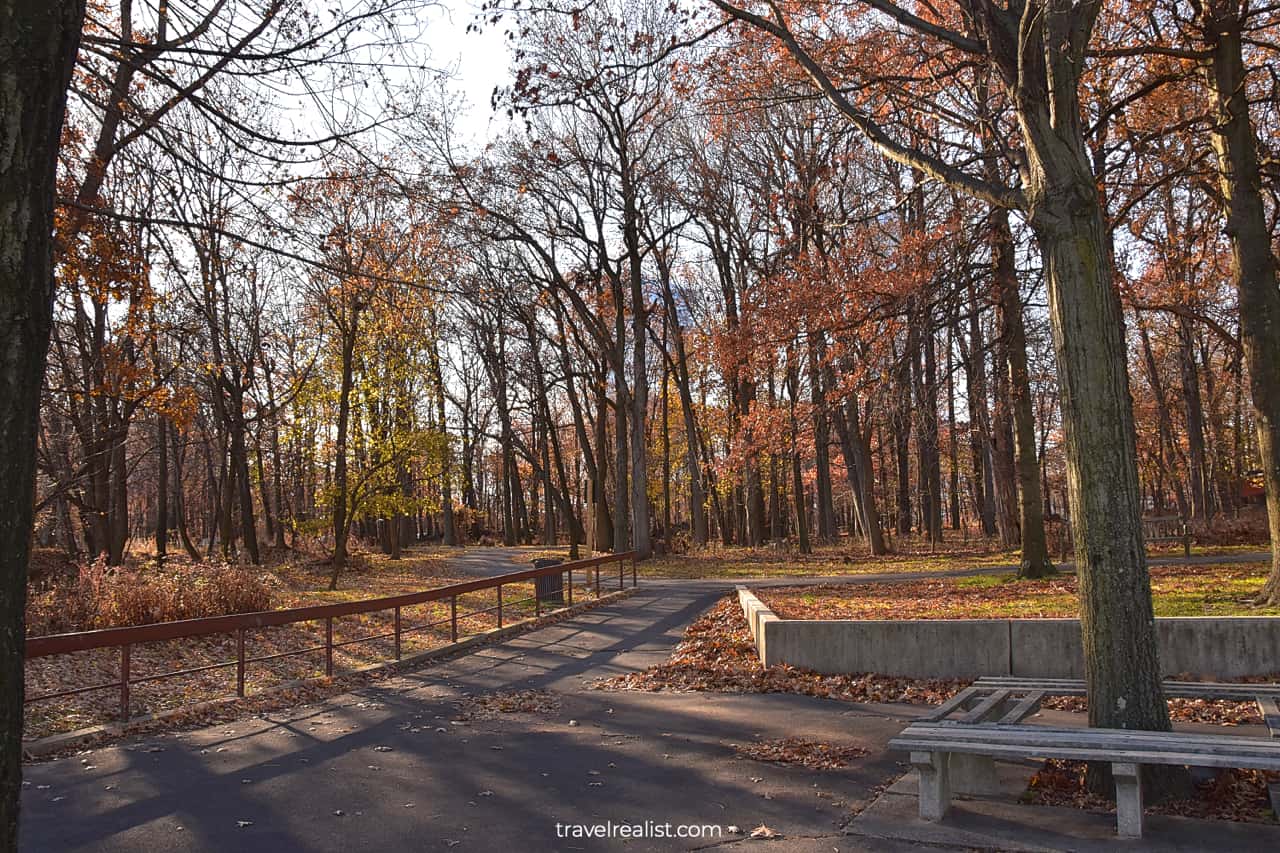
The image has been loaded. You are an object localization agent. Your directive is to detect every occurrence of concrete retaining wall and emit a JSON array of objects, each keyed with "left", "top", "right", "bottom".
[{"left": 736, "top": 587, "right": 1280, "bottom": 679}]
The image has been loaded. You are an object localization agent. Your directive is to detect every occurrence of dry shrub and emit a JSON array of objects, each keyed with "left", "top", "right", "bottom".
[
  {"left": 1195, "top": 506, "right": 1270, "bottom": 546},
  {"left": 27, "top": 556, "right": 275, "bottom": 635}
]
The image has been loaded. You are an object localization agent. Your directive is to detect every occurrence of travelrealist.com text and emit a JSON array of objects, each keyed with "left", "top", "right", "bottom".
[{"left": 554, "top": 821, "right": 723, "bottom": 839}]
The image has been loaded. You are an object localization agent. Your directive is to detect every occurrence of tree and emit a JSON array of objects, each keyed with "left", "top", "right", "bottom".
[
  {"left": 0, "top": 2, "right": 86, "bottom": 846},
  {"left": 711, "top": 0, "right": 1175, "bottom": 793},
  {"left": 1191, "top": 0, "right": 1280, "bottom": 603}
]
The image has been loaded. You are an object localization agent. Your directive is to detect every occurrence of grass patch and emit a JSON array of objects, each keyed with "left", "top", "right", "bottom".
[
  {"left": 759, "top": 563, "right": 1280, "bottom": 620},
  {"left": 635, "top": 537, "right": 1268, "bottom": 581},
  {"left": 640, "top": 540, "right": 1026, "bottom": 580}
]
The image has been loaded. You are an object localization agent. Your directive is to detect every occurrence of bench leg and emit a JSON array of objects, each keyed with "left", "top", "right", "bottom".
[
  {"left": 1112, "top": 762, "right": 1144, "bottom": 839},
  {"left": 911, "top": 751, "right": 952, "bottom": 821},
  {"left": 949, "top": 753, "right": 1000, "bottom": 795}
]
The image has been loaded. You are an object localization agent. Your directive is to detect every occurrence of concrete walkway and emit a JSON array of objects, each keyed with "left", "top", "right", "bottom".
[
  {"left": 440, "top": 546, "right": 548, "bottom": 577},
  {"left": 20, "top": 563, "right": 1280, "bottom": 852},
  {"left": 20, "top": 582, "right": 935, "bottom": 852}
]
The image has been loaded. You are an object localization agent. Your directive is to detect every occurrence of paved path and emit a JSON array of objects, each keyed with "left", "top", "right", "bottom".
[
  {"left": 19, "top": 581, "right": 929, "bottom": 852},
  {"left": 439, "top": 546, "right": 545, "bottom": 577},
  {"left": 20, "top": 551, "right": 1278, "bottom": 852}
]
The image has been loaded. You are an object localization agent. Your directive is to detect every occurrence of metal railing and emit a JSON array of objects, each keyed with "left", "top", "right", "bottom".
[{"left": 25, "top": 551, "right": 638, "bottom": 720}]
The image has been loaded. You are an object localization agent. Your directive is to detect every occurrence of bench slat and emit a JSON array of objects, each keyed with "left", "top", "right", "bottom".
[
  {"left": 999, "top": 691, "right": 1044, "bottom": 725},
  {"left": 957, "top": 689, "right": 1010, "bottom": 724},
  {"left": 919, "top": 686, "right": 982, "bottom": 722},
  {"left": 894, "top": 724, "right": 1280, "bottom": 756},
  {"left": 1259, "top": 697, "right": 1280, "bottom": 738},
  {"left": 973, "top": 677, "right": 1280, "bottom": 702},
  {"left": 889, "top": 739, "right": 1280, "bottom": 772}
]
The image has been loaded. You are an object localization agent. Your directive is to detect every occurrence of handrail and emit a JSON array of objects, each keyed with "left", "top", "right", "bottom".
[{"left": 27, "top": 551, "right": 638, "bottom": 657}]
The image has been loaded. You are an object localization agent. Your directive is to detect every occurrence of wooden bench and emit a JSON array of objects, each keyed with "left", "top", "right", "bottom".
[
  {"left": 1054, "top": 515, "right": 1192, "bottom": 559},
  {"left": 889, "top": 722, "right": 1280, "bottom": 838},
  {"left": 1143, "top": 515, "right": 1192, "bottom": 557}
]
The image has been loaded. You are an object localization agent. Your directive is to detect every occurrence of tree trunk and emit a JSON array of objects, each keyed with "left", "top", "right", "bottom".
[
  {"left": 1200, "top": 3, "right": 1280, "bottom": 603},
  {"left": 787, "top": 360, "right": 811, "bottom": 554},
  {"left": 1027, "top": 156, "right": 1171, "bottom": 791},
  {"left": 155, "top": 414, "right": 169, "bottom": 560},
  {"left": 662, "top": 291, "right": 709, "bottom": 547},
  {"left": 808, "top": 333, "right": 837, "bottom": 542},
  {"left": 0, "top": 1, "right": 84, "bottom": 844},
  {"left": 1178, "top": 318, "right": 1211, "bottom": 521},
  {"left": 430, "top": 338, "right": 456, "bottom": 546},
  {"left": 330, "top": 312, "right": 358, "bottom": 590},
  {"left": 990, "top": 340, "right": 1021, "bottom": 548},
  {"left": 992, "top": 208, "right": 1055, "bottom": 577},
  {"left": 962, "top": 294, "right": 998, "bottom": 536},
  {"left": 892, "top": 338, "right": 913, "bottom": 535},
  {"left": 831, "top": 382, "right": 888, "bottom": 554},
  {"left": 228, "top": 394, "right": 260, "bottom": 565}
]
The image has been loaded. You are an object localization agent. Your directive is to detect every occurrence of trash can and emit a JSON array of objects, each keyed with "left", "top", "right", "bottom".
[{"left": 532, "top": 558, "right": 565, "bottom": 606}]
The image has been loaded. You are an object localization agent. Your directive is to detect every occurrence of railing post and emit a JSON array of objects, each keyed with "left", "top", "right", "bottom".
[
  {"left": 450, "top": 595, "right": 457, "bottom": 642},
  {"left": 632, "top": 555, "right": 637, "bottom": 587},
  {"left": 497, "top": 585, "right": 503, "bottom": 628},
  {"left": 619, "top": 559, "right": 624, "bottom": 590},
  {"left": 236, "top": 629, "right": 246, "bottom": 697},
  {"left": 536, "top": 581, "right": 542, "bottom": 617},
  {"left": 394, "top": 606, "right": 402, "bottom": 661},
  {"left": 567, "top": 567, "right": 573, "bottom": 605},
  {"left": 120, "top": 644, "right": 131, "bottom": 719},
  {"left": 325, "top": 617, "right": 334, "bottom": 677}
]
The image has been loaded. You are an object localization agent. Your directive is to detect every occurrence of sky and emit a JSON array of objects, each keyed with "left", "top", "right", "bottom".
[{"left": 421, "top": 1, "right": 517, "bottom": 145}]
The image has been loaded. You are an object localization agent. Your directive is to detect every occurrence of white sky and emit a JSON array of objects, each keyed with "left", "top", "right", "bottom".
[{"left": 422, "top": 1, "right": 516, "bottom": 145}]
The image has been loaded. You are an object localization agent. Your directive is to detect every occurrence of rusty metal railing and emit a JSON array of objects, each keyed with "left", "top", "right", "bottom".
[{"left": 25, "top": 551, "right": 638, "bottom": 720}]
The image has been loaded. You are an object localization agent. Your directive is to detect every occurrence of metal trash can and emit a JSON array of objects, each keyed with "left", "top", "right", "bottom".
[{"left": 532, "top": 558, "right": 565, "bottom": 606}]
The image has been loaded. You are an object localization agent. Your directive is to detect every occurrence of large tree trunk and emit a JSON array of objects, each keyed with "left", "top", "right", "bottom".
[
  {"left": 989, "top": 343, "right": 1021, "bottom": 547},
  {"left": 227, "top": 389, "right": 260, "bottom": 565},
  {"left": 1027, "top": 152, "right": 1172, "bottom": 791},
  {"left": 1014, "top": 1, "right": 1175, "bottom": 798},
  {"left": 1200, "top": 3, "right": 1280, "bottom": 604},
  {"left": 0, "top": 1, "right": 85, "bottom": 845}
]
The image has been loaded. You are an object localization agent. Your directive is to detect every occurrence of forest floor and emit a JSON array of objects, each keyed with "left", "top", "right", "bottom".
[{"left": 755, "top": 561, "right": 1280, "bottom": 619}]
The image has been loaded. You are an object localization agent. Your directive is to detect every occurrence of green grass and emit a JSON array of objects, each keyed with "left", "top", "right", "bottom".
[
  {"left": 762, "top": 563, "right": 1280, "bottom": 621},
  {"left": 638, "top": 544, "right": 1027, "bottom": 579}
]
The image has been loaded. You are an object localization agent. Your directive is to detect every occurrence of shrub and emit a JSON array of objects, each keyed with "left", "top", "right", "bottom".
[{"left": 27, "top": 557, "right": 275, "bottom": 635}]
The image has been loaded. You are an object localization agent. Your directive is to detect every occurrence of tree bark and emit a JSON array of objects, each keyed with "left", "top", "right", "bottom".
[{"left": 0, "top": 1, "right": 85, "bottom": 845}]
